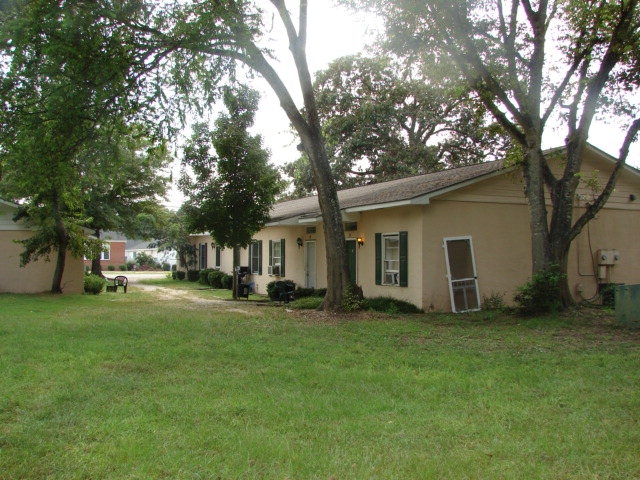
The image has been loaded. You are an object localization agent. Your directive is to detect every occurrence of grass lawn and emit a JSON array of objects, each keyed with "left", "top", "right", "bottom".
[{"left": 1, "top": 281, "right": 638, "bottom": 479}]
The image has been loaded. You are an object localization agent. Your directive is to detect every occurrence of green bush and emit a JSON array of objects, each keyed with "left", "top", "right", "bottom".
[
  {"left": 514, "top": 265, "right": 565, "bottom": 315},
  {"left": 83, "top": 274, "right": 106, "bottom": 295},
  {"left": 314, "top": 288, "right": 327, "bottom": 297},
  {"left": 118, "top": 264, "right": 128, "bottom": 271},
  {"left": 186, "top": 270, "right": 199, "bottom": 282},
  {"left": 482, "top": 291, "right": 507, "bottom": 311},
  {"left": 295, "top": 287, "right": 315, "bottom": 298},
  {"left": 176, "top": 271, "right": 186, "bottom": 281},
  {"left": 135, "top": 252, "right": 158, "bottom": 269},
  {"left": 126, "top": 261, "right": 136, "bottom": 271},
  {"left": 365, "top": 297, "right": 423, "bottom": 314},
  {"left": 107, "top": 265, "right": 115, "bottom": 271},
  {"left": 199, "top": 269, "right": 215, "bottom": 285},
  {"left": 343, "top": 284, "right": 365, "bottom": 312},
  {"left": 162, "top": 263, "right": 170, "bottom": 271},
  {"left": 208, "top": 270, "right": 225, "bottom": 288},
  {"left": 266, "top": 280, "right": 296, "bottom": 301},
  {"left": 171, "top": 271, "right": 177, "bottom": 280},
  {"left": 221, "top": 274, "right": 233, "bottom": 290}
]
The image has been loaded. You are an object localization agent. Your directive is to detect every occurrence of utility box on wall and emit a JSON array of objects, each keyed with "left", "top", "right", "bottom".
[
  {"left": 616, "top": 284, "right": 640, "bottom": 328},
  {"left": 597, "top": 249, "right": 620, "bottom": 266}
]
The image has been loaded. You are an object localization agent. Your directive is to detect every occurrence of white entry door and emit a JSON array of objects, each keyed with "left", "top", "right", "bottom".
[
  {"left": 304, "top": 241, "right": 317, "bottom": 288},
  {"left": 444, "top": 237, "right": 480, "bottom": 312}
]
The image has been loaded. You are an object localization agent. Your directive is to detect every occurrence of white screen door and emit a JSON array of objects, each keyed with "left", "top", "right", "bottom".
[
  {"left": 304, "top": 241, "right": 317, "bottom": 288},
  {"left": 444, "top": 237, "right": 480, "bottom": 312}
]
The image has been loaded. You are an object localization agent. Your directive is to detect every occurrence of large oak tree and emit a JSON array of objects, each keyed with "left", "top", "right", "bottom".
[
  {"left": 363, "top": 0, "right": 640, "bottom": 307},
  {"left": 112, "top": 0, "right": 351, "bottom": 310}
]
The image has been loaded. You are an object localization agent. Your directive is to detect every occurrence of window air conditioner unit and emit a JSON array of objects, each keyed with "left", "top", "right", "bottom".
[{"left": 268, "top": 265, "right": 280, "bottom": 276}]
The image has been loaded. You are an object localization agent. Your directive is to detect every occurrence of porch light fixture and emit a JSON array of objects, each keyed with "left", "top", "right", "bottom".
[
  {"left": 357, "top": 236, "right": 365, "bottom": 247},
  {"left": 296, "top": 237, "right": 303, "bottom": 248}
]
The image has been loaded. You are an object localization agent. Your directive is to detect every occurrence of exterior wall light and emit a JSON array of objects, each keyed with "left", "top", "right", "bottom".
[
  {"left": 296, "top": 237, "right": 303, "bottom": 248},
  {"left": 357, "top": 236, "right": 365, "bottom": 247}
]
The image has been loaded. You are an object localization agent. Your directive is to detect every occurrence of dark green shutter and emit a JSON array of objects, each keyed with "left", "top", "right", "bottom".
[
  {"left": 258, "top": 240, "right": 263, "bottom": 275},
  {"left": 268, "top": 240, "right": 273, "bottom": 270},
  {"left": 280, "top": 239, "right": 285, "bottom": 276},
  {"left": 248, "top": 242, "right": 252, "bottom": 267},
  {"left": 399, "top": 231, "right": 408, "bottom": 287},
  {"left": 375, "top": 233, "right": 382, "bottom": 285}
]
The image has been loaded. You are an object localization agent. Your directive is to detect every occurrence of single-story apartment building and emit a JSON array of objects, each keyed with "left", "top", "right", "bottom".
[
  {"left": 0, "top": 199, "right": 84, "bottom": 294},
  {"left": 189, "top": 145, "right": 640, "bottom": 312}
]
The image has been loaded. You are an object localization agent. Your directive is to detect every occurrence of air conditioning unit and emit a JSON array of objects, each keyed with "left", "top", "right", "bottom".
[
  {"left": 268, "top": 265, "right": 280, "bottom": 276},
  {"left": 597, "top": 249, "right": 621, "bottom": 266}
]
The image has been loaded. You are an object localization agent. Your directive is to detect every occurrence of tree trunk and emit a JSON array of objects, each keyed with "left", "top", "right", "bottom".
[
  {"left": 50, "top": 199, "right": 68, "bottom": 294},
  {"left": 232, "top": 245, "right": 240, "bottom": 300},
  {"left": 91, "top": 229, "right": 104, "bottom": 277},
  {"left": 522, "top": 145, "right": 552, "bottom": 274},
  {"left": 302, "top": 132, "right": 350, "bottom": 311}
]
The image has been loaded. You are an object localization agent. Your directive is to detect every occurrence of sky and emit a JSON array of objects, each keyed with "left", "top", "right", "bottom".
[{"left": 164, "top": 2, "right": 640, "bottom": 210}]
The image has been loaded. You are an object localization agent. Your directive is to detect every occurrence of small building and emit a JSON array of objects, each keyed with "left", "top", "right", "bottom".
[
  {"left": 0, "top": 200, "right": 84, "bottom": 294},
  {"left": 84, "top": 231, "right": 127, "bottom": 271},
  {"left": 125, "top": 239, "right": 177, "bottom": 269},
  {"left": 189, "top": 145, "right": 640, "bottom": 311}
]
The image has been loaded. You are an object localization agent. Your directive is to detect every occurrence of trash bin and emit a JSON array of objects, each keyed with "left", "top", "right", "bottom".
[{"left": 237, "top": 283, "right": 250, "bottom": 299}]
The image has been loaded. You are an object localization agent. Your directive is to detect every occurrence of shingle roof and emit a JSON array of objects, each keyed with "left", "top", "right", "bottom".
[{"left": 269, "top": 160, "right": 505, "bottom": 224}]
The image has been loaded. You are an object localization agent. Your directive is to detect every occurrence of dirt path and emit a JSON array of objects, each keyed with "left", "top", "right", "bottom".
[{"left": 125, "top": 272, "right": 256, "bottom": 314}]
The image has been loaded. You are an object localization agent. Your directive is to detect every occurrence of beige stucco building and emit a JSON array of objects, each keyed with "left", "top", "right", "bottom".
[
  {"left": 0, "top": 200, "right": 84, "bottom": 294},
  {"left": 190, "top": 145, "right": 640, "bottom": 312}
]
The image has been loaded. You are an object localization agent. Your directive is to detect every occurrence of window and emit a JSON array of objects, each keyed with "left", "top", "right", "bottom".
[
  {"left": 101, "top": 245, "right": 111, "bottom": 261},
  {"left": 375, "top": 232, "right": 408, "bottom": 287},
  {"left": 268, "top": 239, "right": 285, "bottom": 276},
  {"left": 383, "top": 234, "right": 399, "bottom": 285},
  {"left": 199, "top": 243, "right": 207, "bottom": 270},
  {"left": 214, "top": 245, "right": 221, "bottom": 269},
  {"left": 249, "top": 240, "right": 262, "bottom": 275}
]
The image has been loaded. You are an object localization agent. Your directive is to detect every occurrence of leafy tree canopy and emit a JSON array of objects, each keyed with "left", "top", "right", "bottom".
[
  {"left": 355, "top": 0, "right": 640, "bottom": 307},
  {"left": 180, "top": 85, "right": 282, "bottom": 250},
  {"left": 283, "top": 54, "right": 510, "bottom": 196}
]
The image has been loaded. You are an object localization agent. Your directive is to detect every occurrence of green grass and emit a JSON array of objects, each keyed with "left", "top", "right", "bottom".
[{"left": 0, "top": 288, "right": 638, "bottom": 479}]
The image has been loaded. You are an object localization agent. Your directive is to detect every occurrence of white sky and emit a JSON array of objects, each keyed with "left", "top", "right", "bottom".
[{"left": 164, "top": 2, "right": 640, "bottom": 210}]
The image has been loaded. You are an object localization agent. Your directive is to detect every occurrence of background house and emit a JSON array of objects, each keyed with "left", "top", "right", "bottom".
[
  {"left": 125, "top": 239, "right": 177, "bottom": 269},
  {"left": 0, "top": 199, "right": 84, "bottom": 294},
  {"left": 84, "top": 231, "right": 127, "bottom": 271},
  {"left": 190, "top": 145, "right": 640, "bottom": 312}
]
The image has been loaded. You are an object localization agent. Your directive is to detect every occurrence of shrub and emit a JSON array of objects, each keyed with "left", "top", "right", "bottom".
[
  {"left": 187, "top": 270, "right": 199, "bottom": 282},
  {"left": 221, "top": 274, "right": 233, "bottom": 290},
  {"left": 208, "top": 270, "right": 225, "bottom": 288},
  {"left": 126, "top": 261, "right": 136, "bottom": 271},
  {"left": 365, "top": 297, "right": 423, "bottom": 314},
  {"left": 118, "top": 264, "right": 128, "bottom": 271},
  {"left": 343, "top": 284, "right": 365, "bottom": 312},
  {"left": 295, "top": 287, "right": 315, "bottom": 298},
  {"left": 514, "top": 265, "right": 565, "bottom": 315},
  {"left": 107, "top": 265, "right": 116, "bottom": 271},
  {"left": 136, "top": 252, "right": 158, "bottom": 269},
  {"left": 314, "top": 288, "right": 327, "bottom": 298},
  {"left": 482, "top": 291, "right": 507, "bottom": 311},
  {"left": 171, "top": 271, "right": 177, "bottom": 280},
  {"left": 83, "top": 274, "right": 106, "bottom": 295},
  {"left": 266, "top": 280, "right": 296, "bottom": 301},
  {"left": 199, "top": 269, "right": 214, "bottom": 285},
  {"left": 162, "top": 263, "right": 170, "bottom": 271},
  {"left": 176, "top": 271, "right": 186, "bottom": 281}
]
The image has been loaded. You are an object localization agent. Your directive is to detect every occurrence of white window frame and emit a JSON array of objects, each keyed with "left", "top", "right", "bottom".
[
  {"left": 250, "top": 241, "right": 261, "bottom": 274},
  {"left": 101, "top": 245, "right": 111, "bottom": 261},
  {"left": 382, "top": 233, "right": 400, "bottom": 286},
  {"left": 270, "top": 241, "right": 281, "bottom": 276}
]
